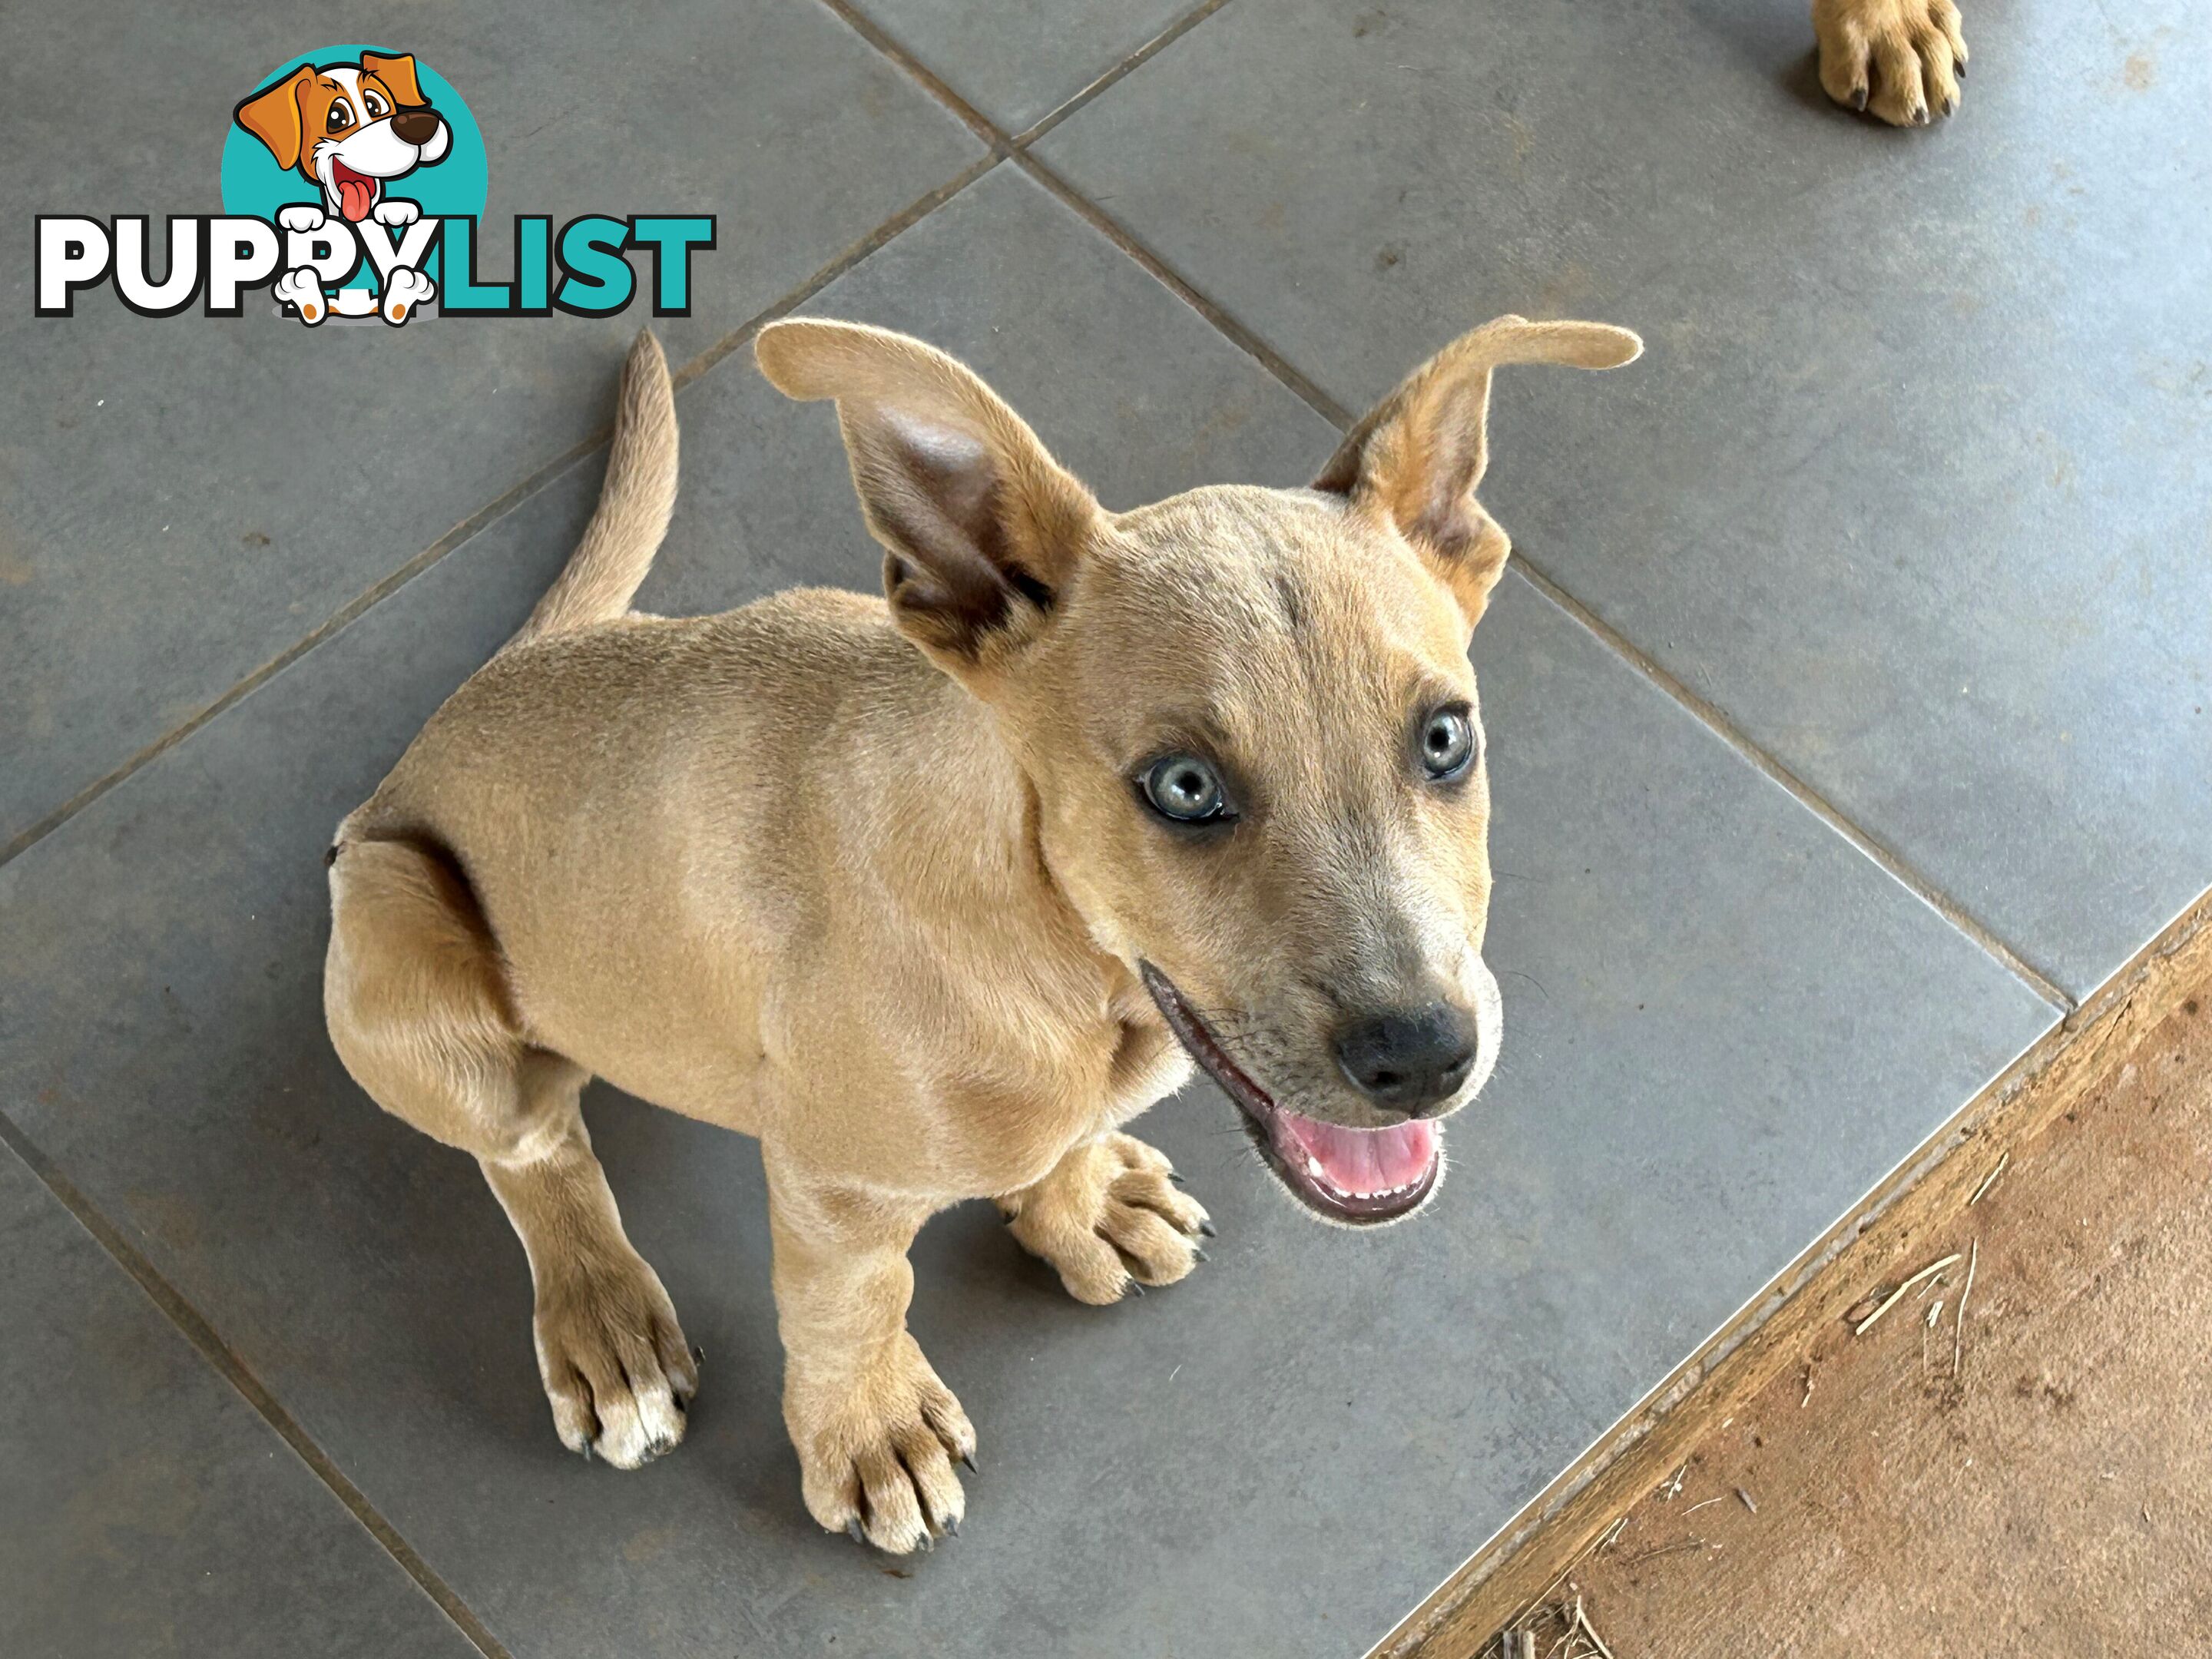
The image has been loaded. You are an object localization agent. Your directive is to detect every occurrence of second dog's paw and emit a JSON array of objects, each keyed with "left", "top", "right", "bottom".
[
  {"left": 790, "top": 1334, "right": 974, "bottom": 1554},
  {"left": 1814, "top": 0, "right": 1966, "bottom": 125},
  {"left": 1004, "top": 1133, "right": 1213, "bottom": 1305},
  {"left": 276, "top": 204, "right": 326, "bottom": 233},
  {"left": 379, "top": 267, "right": 435, "bottom": 325},
  {"left": 273, "top": 267, "right": 328, "bottom": 325},
  {"left": 531, "top": 1250, "right": 697, "bottom": 1469},
  {"left": 373, "top": 197, "right": 421, "bottom": 227}
]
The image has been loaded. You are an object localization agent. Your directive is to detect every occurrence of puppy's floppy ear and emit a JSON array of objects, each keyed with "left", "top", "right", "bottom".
[
  {"left": 234, "top": 66, "right": 315, "bottom": 171},
  {"left": 756, "top": 319, "right": 1101, "bottom": 665},
  {"left": 1316, "top": 316, "right": 1641, "bottom": 628},
  {"left": 360, "top": 51, "right": 427, "bottom": 107}
]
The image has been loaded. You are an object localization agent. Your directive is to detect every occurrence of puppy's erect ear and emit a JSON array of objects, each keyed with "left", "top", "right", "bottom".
[
  {"left": 1316, "top": 316, "right": 1641, "bottom": 628},
  {"left": 756, "top": 319, "right": 1101, "bottom": 664},
  {"left": 360, "top": 51, "right": 427, "bottom": 107},
  {"left": 234, "top": 67, "right": 315, "bottom": 171}
]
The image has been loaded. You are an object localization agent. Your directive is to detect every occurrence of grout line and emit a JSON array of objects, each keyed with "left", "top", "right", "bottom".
[
  {"left": 811, "top": 0, "right": 1349, "bottom": 427},
  {"left": 810, "top": 0, "right": 1013, "bottom": 154},
  {"left": 0, "top": 1108, "right": 515, "bottom": 1659},
  {"left": 671, "top": 154, "right": 1000, "bottom": 392},
  {"left": 0, "top": 437, "right": 603, "bottom": 871},
  {"left": 0, "top": 158, "right": 999, "bottom": 876},
  {"left": 1508, "top": 555, "right": 2078, "bottom": 1011},
  {"left": 1012, "top": 0, "right": 1240, "bottom": 147},
  {"left": 1012, "top": 151, "right": 1356, "bottom": 428},
  {"left": 803, "top": 0, "right": 2083, "bottom": 1014}
]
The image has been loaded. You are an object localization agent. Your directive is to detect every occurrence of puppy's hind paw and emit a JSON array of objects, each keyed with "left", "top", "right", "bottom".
[
  {"left": 1003, "top": 1132, "right": 1213, "bottom": 1305},
  {"left": 1814, "top": 0, "right": 1966, "bottom": 125},
  {"left": 531, "top": 1250, "right": 698, "bottom": 1470}
]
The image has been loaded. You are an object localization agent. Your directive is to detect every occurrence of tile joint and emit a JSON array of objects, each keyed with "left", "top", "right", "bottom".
[{"left": 0, "top": 1108, "right": 518, "bottom": 1659}]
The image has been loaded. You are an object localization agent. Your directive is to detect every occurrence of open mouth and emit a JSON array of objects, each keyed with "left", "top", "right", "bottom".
[
  {"left": 1140, "top": 963, "right": 1441, "bottom": 1225},
  {"left": 329, "top": 159, "right": 381, "bottom": 224}
]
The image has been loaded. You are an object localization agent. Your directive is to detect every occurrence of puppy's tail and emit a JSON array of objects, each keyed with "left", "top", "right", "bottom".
[{"left": 511, "top": 329, "right": 679, "bottom": 647}]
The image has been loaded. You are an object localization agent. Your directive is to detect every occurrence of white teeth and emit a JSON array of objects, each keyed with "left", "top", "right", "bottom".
[{"left": 1306, "top": 1155, "right": 1326, "bottom": 1180}]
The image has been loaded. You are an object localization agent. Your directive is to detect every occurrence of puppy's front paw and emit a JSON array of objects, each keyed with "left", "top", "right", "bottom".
[
  {"left": 276, "top": 204, "right": 326, "bottom": 233},
  {"left": 373, "top": 197, "right": 421, "bottom": 227},
  {"left": 1814, "top": 0, "right": 1966, "bottom": 125},
  {"left": 1004, "top": 1132, "right": 1213, "bottom": 1305},
  {"left": 531, "top": 1249, "right": 697, "bottom": 1469},
  {"left": 789, "top": 1333, "right": 975, "bottom": 1554}
]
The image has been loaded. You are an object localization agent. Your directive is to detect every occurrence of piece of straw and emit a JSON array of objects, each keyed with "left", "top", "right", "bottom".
[
  {"left": 1969, "top": 1153, "right": 2009, "bottom": 1206},
  {"left": 1952, "top": 1239, "right": 1979, "bottom": 1377},
  {"left": 1853, "top": 1253, "right": 1962, "bottom": 1336}
]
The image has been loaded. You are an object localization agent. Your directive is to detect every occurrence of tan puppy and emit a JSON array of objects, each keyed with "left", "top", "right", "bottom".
[{"left": 323, "top": 314, "right": 1639, "bottom": 1553}]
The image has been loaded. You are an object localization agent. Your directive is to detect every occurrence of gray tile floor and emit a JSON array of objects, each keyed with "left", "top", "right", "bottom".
[{"left": 2, "top": 3, "right": 2202, "bottom": 1655}]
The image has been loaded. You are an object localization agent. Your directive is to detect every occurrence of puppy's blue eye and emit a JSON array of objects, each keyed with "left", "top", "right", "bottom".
[
  {"left": 1419, "top": 707, "right": 1476, "bottom": 781},
  {"left": 1141, "top": 754, "right": 1230, "bottom": 824}
]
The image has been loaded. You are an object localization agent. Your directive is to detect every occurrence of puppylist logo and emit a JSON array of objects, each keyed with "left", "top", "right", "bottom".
[{"left": 36, "top": 45, "right": 714, "bottom": 327}]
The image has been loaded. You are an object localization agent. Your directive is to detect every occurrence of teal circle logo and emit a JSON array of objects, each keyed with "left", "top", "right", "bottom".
[{"left": 220, "top": 45, "right": 486, "bottom": 310}]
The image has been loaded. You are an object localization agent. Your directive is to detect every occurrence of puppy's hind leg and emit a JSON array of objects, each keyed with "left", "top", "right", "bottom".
[{"left": 324, "top": 837, "right": 697, "bottom": 1467}]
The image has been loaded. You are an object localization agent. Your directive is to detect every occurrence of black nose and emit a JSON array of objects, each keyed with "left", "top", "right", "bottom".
[
  {"left": 390, "top": 108, "right": 442, "bottom": 145},
  {"left": 1333, "top": 1002, "right": 1479, "bottom": 1114}
]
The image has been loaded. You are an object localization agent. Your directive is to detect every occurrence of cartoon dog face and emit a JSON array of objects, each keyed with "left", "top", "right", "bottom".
[{"left": 234, "top": 52, "right": 452, "bottom": 223}]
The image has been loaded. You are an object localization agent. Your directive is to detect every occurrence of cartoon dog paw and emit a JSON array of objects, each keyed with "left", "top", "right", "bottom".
[
  {"left": 787, "top": 1332, "right": 974, "bottom": 1554},
  {"left": 276, "top": 204, "right": 326, "bottom": 234},
  {"left": 372, "top": 198, "right": 421, "bottom": 227},
  {"left": 273, "top": 266, "right": 329, "bottom": 325},
  {"left": 1001, "top": 1131, "right": 1212, "bottom": 1304},
  {"left": 1814, "top": 0, "right": 1966, "bottom": 125},
  {"left": 379, "top": 266, "right": 435, "bottom": 325}
]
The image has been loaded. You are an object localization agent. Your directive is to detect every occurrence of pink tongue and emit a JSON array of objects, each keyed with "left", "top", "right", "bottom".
[
  {"left": 337, "top": 175, "right": 374, "bottom": 222},
  {"left": 1277, "top": 1111, "right": 1437, "bottom": 1197}
]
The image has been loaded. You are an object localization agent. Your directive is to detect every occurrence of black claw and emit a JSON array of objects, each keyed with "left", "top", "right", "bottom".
[
  {"left": 1851, "top": 84, "right": 1868, "bottom": 111},
  {"left": 1126, "top": 1280, "right": 1147, "bottom": 1296},
  {"left": 961, "top": 1452, "right": 979, "bottom": 1475},
  {"left": 1197, "top": 1219, "right": 1218, "bottom": 1238},
  {"left": 1194, "top": 1247, "right": 1210, "bottom": 1263},
  {"left": 1167, "top": 1171, "right": 1187, "bottom": 1186},
  {"left": 1942, "top": 94, "right": 1957, "bottom": 116},
  {"left": 692, "top": 1344, "right": 706, "bottom": 1365},
  {"left": 1955, "top": 58, "right": 1967, "bottom": 78},
  {"left": 946, "top": 1515, "right": 960, "bottom": 1537},
  {"left": 847, "top": 1519, "right": 866, "bottom": 1545}
]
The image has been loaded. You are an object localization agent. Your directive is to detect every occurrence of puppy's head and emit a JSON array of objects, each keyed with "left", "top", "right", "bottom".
[
  {"left": 233, "top": 52, "right": 451, "bottom": 223},
  {"left": 757, "top": 316, "right": 1638, "bottom": 1226}
]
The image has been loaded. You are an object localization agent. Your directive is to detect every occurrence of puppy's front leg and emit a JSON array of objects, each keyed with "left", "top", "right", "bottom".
[
  {"left": 767, "top": 1159, "right": 974, "bottom": 1552},
  {"left": 1001, "top": 1133, "right": 1212, "bottom": 1305}
]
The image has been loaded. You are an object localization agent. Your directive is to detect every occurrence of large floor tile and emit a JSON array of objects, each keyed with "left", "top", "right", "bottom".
[
  {"left": 2, "top": 0, "right": 982, "bottom": 850},
  {"left": 1038, "top": 0, "right": 2212, "bottom": 998},
  {"left": 0, "top": 161, "right": 2052, "bottom": 1657},
  {"left": 0, "top": 1141, "right": 481, "bottom": 1659},
  {"left": 849, "top": 0, "right": 1204, "bottom": 131}
]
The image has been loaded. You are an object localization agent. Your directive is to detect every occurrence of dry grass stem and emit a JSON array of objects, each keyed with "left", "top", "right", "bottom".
[
  {"left": 1952, "top": 1238, "right": 1980, "bottom": 1379},
  {"left": 1969, "top": 1152, "right": 2010, "bottom": 1205},
  {"left": 1852, "top": 1253, "right": 1963, "bottom": 1336}
]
